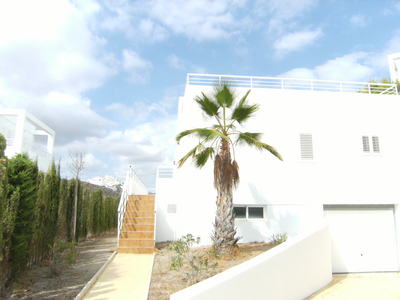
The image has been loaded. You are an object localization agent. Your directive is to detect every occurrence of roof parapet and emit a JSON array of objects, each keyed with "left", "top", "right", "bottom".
[{"left": 186, "top": 73, "right": 398, "bottom": 95}]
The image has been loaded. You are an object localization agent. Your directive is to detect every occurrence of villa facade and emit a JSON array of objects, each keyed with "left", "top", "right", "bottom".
[
  {"left": 155, "top": 68, "right": 400, "bottom": 274},
  {"left": 0, "top": 109, "right": 55, "bottom": 171}
]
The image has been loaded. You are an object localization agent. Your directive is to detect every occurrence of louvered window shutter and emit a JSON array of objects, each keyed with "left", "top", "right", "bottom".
[
  {"left": 362, "top": 136, "right": 370, "bottom": 152},
  {"left": 372, "top": 136, "right": 380, "bottom": 153},
  {"left": 300, "top": 134, "right": 313, "bottom": 160}
]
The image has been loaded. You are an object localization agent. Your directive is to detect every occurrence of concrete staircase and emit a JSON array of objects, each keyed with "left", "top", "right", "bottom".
[{"left": 117, "top": 195, "right": 155, "bottom": 254}]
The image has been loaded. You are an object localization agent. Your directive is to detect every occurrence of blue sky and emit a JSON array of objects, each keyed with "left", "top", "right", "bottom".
[{"left": 1, "top": 0, "right": 400, "bottom": 190}]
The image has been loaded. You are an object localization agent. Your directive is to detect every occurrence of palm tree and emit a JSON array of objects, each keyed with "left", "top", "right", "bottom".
[{"left": 176, "top": 84, "right": 283, "bottom": 253}]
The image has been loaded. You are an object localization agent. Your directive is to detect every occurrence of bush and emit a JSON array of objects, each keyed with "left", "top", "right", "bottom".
[
  {"left": 167, "top": 234, "right": 218, "bottom": 285},
  {"left": 167, "top": 234, "right": 199, "bottom": 270},
  {"left": 270, "top": 233, "right": 288, "bottom": 245}
]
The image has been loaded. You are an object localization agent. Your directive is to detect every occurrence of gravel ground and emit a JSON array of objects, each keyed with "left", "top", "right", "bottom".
[
  {"left": 2, "top": 233, "right": 117, "bottom": 300},
  {"left": 148, "top": 242, "right": 276, "bottom": 300}
]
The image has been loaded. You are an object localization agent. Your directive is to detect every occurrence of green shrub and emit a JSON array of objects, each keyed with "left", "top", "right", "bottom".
[
  {"left": 168, "top": 234, "right": 218, "bottom": 284},
  {"left": 7, "top": 154, "right": 38, "bottom": 276},
  {"left": 270, "top": 233, "right": 288, "bottom": 245},
  {"left": 168, "top": 234, "right": 199, "bottom": 270},
  {"left": 0, "top": 134, "right": 6, "bottom": 158}
]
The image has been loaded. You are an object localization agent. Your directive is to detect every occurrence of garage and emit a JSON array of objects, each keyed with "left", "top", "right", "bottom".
[{"left": 324, "top": 205, "right": 398, "bottom": 273}]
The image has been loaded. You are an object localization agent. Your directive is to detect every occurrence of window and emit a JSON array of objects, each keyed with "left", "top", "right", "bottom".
[
  {"left": 234, "top": 205, "right": 265, "bottom": 220},
  {"left": 300, "top": 133, "right": 313, "bottom": 160},
  {"left": 233, "top": 207, "right": 246, "bottom": 219},
  {"left": 248, "top": 207, "right": 264, "bottom": 219},
  {"left": 362, "top": 136, "right": 380, "bottom": 153}
]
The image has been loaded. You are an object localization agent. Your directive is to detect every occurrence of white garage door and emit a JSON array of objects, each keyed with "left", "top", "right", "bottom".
[{"left": 324, "top": 205, "right": 398, "bottom": 273}]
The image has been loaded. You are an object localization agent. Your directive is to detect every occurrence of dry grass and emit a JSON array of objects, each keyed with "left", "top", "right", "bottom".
[{"left": 148, "top": 242, "right": 276, "bottom": 300}]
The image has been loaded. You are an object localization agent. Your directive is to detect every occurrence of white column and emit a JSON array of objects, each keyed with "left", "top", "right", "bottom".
[
  {"left": 46, "top": 134, "right": 54, "bottom": 154},
  {"left": 13, "top": 111, "right": 26, "bottom": 154}
]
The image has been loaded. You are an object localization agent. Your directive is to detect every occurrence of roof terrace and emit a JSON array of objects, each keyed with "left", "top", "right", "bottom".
[{"left": 187, "top": 73, "right": 398, "bottom": 95}]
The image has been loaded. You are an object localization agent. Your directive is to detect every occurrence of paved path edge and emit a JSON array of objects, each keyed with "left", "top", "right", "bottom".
[
  {"left": 144, "top": 254, "right": 155, "bottom": 300},
  {"left": 74, "top": 251, "right": 117, "bottom": 300}
]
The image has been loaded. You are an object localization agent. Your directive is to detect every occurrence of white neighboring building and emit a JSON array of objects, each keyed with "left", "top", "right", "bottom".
[
  {"left": 388, "top": 52, "right": 400, "bottom": 82},
  {"left": 0, "top": 109, "right": 55, "bottom": 171},
  {"left": 155, "top": 71, "right": 400, "bottom": 273}
]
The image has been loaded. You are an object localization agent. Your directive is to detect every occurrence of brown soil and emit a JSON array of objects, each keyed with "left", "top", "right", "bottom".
[
  {"left": 2, "top": 233, "right": 117, "bottom": 300},
  {"left": 148, "top": 242, "right": 276, "bottom": 300}
]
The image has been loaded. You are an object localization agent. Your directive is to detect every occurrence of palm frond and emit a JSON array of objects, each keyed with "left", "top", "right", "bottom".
[
  {"left": 177, "top": 144, "right": 204, "bottom": 168},
  {"left": 196, "top": 128, "right": 228, "bottom": 142},
  {"left": 237, "top": 89, "right": 251, "bottom": 107},
  {"left": 194, "top": 147, "right": 215, "bottom": 168},
  {"left": 231, "top": 92, "right": 259, "bottom": 124},
  {"left": 214, "top": 154, "right": 222, "bottom": 189},
  {"left": 195, "top": 92, "right": 220, "bottom": 117},
  {"left": 215, "top": 84, "right": 234, "bottom": 108},
  {"left": 213, "top": 124, "right": 235, "bottom": 131},
  {"left": 176, "top": 128, "right": 226, "bottom": 144},
  {"left": 176, "top": 128, "right": 201, "bottom": 143},
  {"left": 237, "top": 132, "right": 283, "bottom": 160},
  {"left": 231, "top": 160, "right": 239, "bottom": 188}
]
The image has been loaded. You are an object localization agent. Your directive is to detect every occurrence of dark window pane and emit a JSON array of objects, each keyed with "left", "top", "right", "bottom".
[
  {"left": 233, "top": 206, "right": 246, "bottom": 219},
  {"left": 248, "top": 207, "right": 264, "bottom": 219}
]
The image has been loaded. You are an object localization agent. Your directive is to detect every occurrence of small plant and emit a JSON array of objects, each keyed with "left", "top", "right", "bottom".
[
  {"left": 270, "top": 233, "right": 288, "bottom": 245},
  {"left": 185, "top": 254, "right": 218, "bottom": 284},
  {"left": 167, "top": 234, "right": 200, "bottom": 270},
  {"left": 167, "top": 234, "right": 219, "bottom": 284}
]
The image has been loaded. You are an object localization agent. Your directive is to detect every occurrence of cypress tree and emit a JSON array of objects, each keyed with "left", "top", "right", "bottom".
[
  {"left": 7, "top": 154, "right": 38, "bottom": 275},
  {"left": 65, "top": 180, "right": 75, "bottom": 241},
  {"left": 0, "top": 135, "right": 19, "bottom": 290},
  {"left": 57, "top": 178, "right": 69, "bottom": 240}
]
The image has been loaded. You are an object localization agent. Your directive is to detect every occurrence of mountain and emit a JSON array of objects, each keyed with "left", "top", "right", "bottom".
[{"left": 86, "top": 175, "right": 122, "bottom": 196}]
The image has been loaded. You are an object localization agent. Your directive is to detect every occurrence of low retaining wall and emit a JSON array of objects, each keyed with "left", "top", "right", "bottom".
[{"left": 170, "top": 223, "right": 332, "bottom": 300}]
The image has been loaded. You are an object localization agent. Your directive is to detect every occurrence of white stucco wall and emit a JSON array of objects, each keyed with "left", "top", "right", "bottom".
[{"left": 170, "top": 223, "right": 332, "bottom": 300}]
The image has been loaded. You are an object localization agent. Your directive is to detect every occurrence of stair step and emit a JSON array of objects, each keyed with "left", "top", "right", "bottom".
[
  {"left": 117, "top": 247, "right": 154, "bottom": 254},
  {"left": 128, "top": 195, "right": 155, "bottom": 201},
  {"left": 119, "top": 239, "right": 154, "bottom": 248},
  {"left": 123, "top": 210, "right": 154, "bottom": 217},
  {"left": 126, "top": 203, "right": 154, "bottom": 210},
  {"left": 119, "top": 231, "right": 154, "bottom": 239},
  {"left": 123, "top": 217, "right": 154, "bottom": 225},
  {"left": 122, "top": 224, "right": 154, "bottom": 231}
]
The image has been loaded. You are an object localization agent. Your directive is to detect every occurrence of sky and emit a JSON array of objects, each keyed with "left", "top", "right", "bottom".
[{"left": 1, "top": 0, "right": 400, "bottom": 191}]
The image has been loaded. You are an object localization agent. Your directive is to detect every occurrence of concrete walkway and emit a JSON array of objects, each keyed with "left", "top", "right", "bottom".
[
  {"left": 306, "top": 272, "right": 400, "bottom": 300},
  {"left": 84, "top": 253, "right": 154, "bottom": 300}
]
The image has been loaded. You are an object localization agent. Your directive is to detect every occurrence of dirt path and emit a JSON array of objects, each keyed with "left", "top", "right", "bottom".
[{"left": 4, "top": 234, "right": 117, "bottom": 300}]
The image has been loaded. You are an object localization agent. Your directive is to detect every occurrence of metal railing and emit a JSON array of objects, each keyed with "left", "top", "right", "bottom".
[
  {"left": 117, "top": 165, "right": 134, "bottom": 240},
  {"left": 187, "top": 73, "right": 399, "bottom": 95}
]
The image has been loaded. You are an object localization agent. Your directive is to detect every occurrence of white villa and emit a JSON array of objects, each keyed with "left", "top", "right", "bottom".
[
  {"left": 0, "top": 109, "right": 55, "bottom": 171},
  {"left": 154, "top": 54, "right": 400, "bottom": 275}
]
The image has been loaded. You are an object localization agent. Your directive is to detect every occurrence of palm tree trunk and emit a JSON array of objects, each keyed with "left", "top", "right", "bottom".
[{"left": 212, "top": 141, "right": 238, "bottom": 253}]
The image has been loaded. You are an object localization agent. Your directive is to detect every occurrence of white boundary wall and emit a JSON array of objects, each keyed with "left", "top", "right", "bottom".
[{"left": 170, "top": 223, "right": 331, "bottom": 300}]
